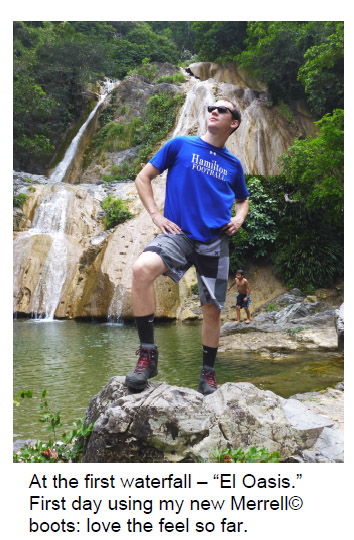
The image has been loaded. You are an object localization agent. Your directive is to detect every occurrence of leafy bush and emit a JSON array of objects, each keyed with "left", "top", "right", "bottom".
[
  {"left": 91, "top": 118, "right": 142, "bottom": 157},
  {"left": 297, "top": 22, "right": 343, "bottom": 117},
  {"left": 279, "top": 109, "right": 343, "bottom": 227},
  {"left": 101, "top": 196, "right": 133, "bottom": 229},
  {"left": 140, "top": 92, "right": 185, "bottom": 159},
  {"left": 229, "top": 176, "right": 278, "bottom": 271},
  {"left": 273, "top": 230, "right": 343, "bottom": 289},
  {"left": 101, "top": 163, "right": 140, "bottom": 183},
  {"left": 266, "top": 303, "right": 278, "bottom": 312},
  {"left": 128, "top": 58, "right": 158, "bottom": 82},
  {"left": 13, "top": 192, "right": 28, "bottom": 208},
  {"left": 190, "top": 283, "right": 199, "bottom": 295},
  {"left": 277, "top": 102, "right": 295, "bottom": 123},
  {"left": 156, "top": 73, "right": 186, "bottom": 84},
  {"left": 236, "top": 21, "right": 343, "bottom": 116},
  {"left": 273, "top": 109, "right": 343, "bottom": 288},
  {"left": 210, "top": 446, "right": 281, "bottom": 463}
]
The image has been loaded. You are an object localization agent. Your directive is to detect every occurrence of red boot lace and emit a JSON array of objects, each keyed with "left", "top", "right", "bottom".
[
  {"left": 134, "top": 348, "right": 151, "bottom": 373},
  {"left": 203, "top": 369, "right": 217, "bottom": 388}
]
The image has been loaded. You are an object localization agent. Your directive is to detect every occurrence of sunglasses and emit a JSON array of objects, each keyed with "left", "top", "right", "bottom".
[{"left": 207, "top": 105, "right": 236, "bottom": 118}]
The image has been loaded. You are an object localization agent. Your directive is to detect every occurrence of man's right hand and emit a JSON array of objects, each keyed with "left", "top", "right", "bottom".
[{"left": 151, "top": 212, "right": 181, "bottom": 234}]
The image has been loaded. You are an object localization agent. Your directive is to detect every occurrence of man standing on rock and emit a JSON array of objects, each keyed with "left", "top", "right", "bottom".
[{"left": 125, "top": 97, "right": 249, "bottom": 395}]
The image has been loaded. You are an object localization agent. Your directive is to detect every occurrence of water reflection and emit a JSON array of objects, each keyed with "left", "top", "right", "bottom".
[{"left": 13, "top": 319, "right": 343, "bottom": 440}]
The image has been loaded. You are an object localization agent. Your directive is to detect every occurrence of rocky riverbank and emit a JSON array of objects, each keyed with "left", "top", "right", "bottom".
[{"left": 220, "top": 288, "right": 343, "bottom": 353}]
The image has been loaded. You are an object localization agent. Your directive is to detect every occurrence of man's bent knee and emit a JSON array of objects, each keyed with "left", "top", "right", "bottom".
[{"left": 132, "top": 251, "right": 167, "bottom": 284}]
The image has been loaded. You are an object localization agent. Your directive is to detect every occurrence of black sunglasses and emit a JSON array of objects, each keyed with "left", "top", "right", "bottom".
[{"left": 207, "top": 105, "right": 236, "bottom": 118}]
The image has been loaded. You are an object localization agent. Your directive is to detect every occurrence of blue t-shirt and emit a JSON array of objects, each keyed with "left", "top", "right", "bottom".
[{"left": 149, "top": 136, "right": 249, "bottom": 242}]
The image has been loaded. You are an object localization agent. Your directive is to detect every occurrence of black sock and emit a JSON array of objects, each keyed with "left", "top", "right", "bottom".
[
  {"left": 202, "top": 345, "right": 217, "bottom": 369},
  {"left": 135, "top": 314, "right": 155, "bottom": 345}
]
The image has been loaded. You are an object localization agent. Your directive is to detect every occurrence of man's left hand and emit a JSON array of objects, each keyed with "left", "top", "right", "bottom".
[{"left": 221, "top": 217, "right": 243, "bottom": 236}]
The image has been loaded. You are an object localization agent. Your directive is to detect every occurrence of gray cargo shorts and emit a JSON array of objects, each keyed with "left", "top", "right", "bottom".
[{"left": 143, "top": 232, "right": 229, "bottom": 310}]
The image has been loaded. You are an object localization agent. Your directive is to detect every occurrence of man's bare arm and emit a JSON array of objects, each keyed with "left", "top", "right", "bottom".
[
  {"left": 135, "top": 163, "right": 181, "bottom": 234},
  {"left": 222, "top": 198, "right": 249, "bottom": 236}
]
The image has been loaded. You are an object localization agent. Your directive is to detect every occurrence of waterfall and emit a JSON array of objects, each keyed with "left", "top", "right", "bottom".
[
  {"left": 23, "top": 185, "right": 70, "bottom": 320},
  {"left": 13, "top": 184, "right": 74, "bottom": 320},
  {"left": 48, "top": 78, "right": 119, "bottom": 183},
  {"left": 107, "top": 284, "right": 125, "bottom": 325}
]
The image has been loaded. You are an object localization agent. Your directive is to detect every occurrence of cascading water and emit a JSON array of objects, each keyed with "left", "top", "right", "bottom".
[
  {"left": 107, "top": 284, "right": 125, "bottom": 324},
  {"left": 13, "top": 185, "right": 71, "bottom": 320},
  {"left": 49, "top": 78, "right": 119, "bottom": 184},
  {"left": 29, "top": 186, "right": 69, "bottom": 319}
]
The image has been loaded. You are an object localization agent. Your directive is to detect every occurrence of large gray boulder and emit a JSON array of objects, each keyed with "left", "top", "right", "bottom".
[{"left": 82, "top": 378, "right": 343, "bottom": 463}]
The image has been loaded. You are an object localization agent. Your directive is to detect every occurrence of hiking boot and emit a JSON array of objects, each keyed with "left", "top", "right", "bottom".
[
  {"left": 125, "top": 344, "right": 158, "bottom": 391},
  {"left": 198, "top": 367, "right": 217, "bottom": 395}
]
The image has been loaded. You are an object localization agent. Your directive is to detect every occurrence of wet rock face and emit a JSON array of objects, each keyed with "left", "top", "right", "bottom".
[{"left": 82, "top": 377, "right": 342, "bottom": 463}]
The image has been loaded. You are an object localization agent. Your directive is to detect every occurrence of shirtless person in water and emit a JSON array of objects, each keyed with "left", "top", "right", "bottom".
[{"left": 228, "top": 269, "right": 252, "bottom": 323}]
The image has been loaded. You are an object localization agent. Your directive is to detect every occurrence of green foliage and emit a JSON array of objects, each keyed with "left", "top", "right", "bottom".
[
  {"left": 84, "top": 114, "right": 142, "bottom": 171},
  {"left": 273, "top": 229, "right": 343, "bottom": 289},
  {"left": 94, "top": 118, "right": 142, "bottom": 155},
  {"left": 277, "top": 102, "right": 295, "bottom": 123},
  {"left": 13, "top": 192, "right": 28, "bottom": 208},
  {"left": 229, "top": 160, "right": 343, "bottom": 289},
  {"left": 210, "top": 446, "right": 281, "bottom": 463},
  {"left": 229, "top": 176, "right": 278, "bottom": 271},
  {"left": 150, "top": 22, "right": 196, "bottom": 59},
  {"left": 283, "top": 327, "right": 306, "bottom": 336},
  {"left": 236, "top": 21, "right": 343, "bottom": 116},
  {"left": 101, "top": 162, "right": 140, "bottom": 183},
  {"left": 128, "top": 58, "right": 158, "bottom": 82},
  {"left": 236, "top": 22, "right": 308, "bottom": 102},
  {"left": 298, "top": 22, "right": 343, "bottom": 117},
  {"left": 124, "top": 23, "right": 179, "bottom": 65},
  {"left": 13, "top": 390, "right": 33, "bottom": 406},
  {"left": 13, "top": 389, "right": 94, "bottom": 463},
  {"left": 190, "top": 283, "right": 199, "bottom": 295},
  {"left": 99, "top": 103, "right": 117, "bottom": 126},
  {"left": 38, "top": 389, "right": 61, "bottom": 439},
  {"left": 13, "top": 424, "right": 94, "bottom": 463},
  {"left": 140, "top": 92, "right": 185, "bottom": 159},
  {"left": 156, "top": 73, "right": 186, "bottom": 84},
  {"left": 271, "top": 109, "right": 344, "bottom": 288},
  {"left": 191, "top": 21, "right": 247, "bottom": 62},
  {"left": 279, "top": 109, "right": 343, "bottom": 227},
  {"left": 101, "top": 196, "right": 134, "bottom": 229},
  {"left": 266, "top": 304, "right": 278, "bottom": 312}
]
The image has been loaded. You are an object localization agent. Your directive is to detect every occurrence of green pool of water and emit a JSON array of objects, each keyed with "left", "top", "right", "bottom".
[{"left": 13, "top": 319, "right": 343, "bottom": 441}]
